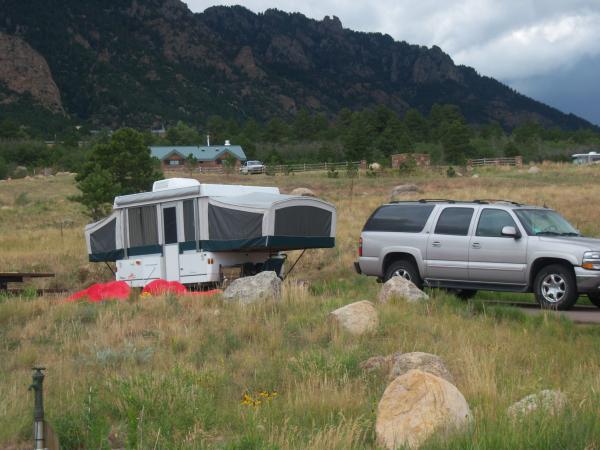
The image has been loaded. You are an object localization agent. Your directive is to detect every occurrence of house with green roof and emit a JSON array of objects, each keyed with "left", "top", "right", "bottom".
[{"left": 150, "top": 143, "right": 247, "bottom": 169}]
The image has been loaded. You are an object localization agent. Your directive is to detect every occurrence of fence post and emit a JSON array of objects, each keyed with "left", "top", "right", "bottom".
[{"left": 29, "top": 367, "right": 46, "bottom": 450}]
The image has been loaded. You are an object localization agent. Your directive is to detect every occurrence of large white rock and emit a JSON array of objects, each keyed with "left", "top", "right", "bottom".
[
  {"left": 528, "top": 166, "right": 541, "bottom": 174},
  {"left": 378, "top": 276, "right": 429, "bottom": 303},
  {"left": 222, "top": 271, "right": 281, "bottom": 304},
  {"left": 328, "top": 300, "right": 379, "bottom": 335},
  {"left": 369, "top": 162, "right": 382, "bottom": 172},
  {"left": 290, "top": 187, "right": 316, "bottom": 197},
  {"left": 376, "top": 370, "right": 472, "bottom": 449},
  {"left": 507, "top": 389, "right": 567, "bottom": 420},
  {"left": 388, "top": 352, "right": 454, "bottom": 383}
]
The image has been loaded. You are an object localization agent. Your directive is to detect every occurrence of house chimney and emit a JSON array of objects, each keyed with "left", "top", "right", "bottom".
[
  {"left": 206, "top": 134, "right": 210, "bottom": 146},
  {"left": 224, "top": 140, "right": 230, "bottom": 146}
]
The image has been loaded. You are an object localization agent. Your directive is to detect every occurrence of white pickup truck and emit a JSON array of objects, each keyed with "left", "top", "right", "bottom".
[{"left": 240, "top": 160, "right": 266, "bottom": 174}]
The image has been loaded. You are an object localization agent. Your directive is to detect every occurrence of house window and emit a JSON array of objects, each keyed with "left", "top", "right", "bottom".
[{"left": 168, "top": 160, "right": 180, "bottom": 166}]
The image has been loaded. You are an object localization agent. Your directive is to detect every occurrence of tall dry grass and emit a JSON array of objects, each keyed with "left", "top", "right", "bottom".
[{"left": 1, "top": 164, "right": 600, "bottom": 448}]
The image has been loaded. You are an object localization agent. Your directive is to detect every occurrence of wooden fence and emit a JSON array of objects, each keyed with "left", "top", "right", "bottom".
[
  {"left": 468, "top": 156, "right": 522, "bottom": 167},
  {"left": 169, "top": 161, "right": 362, "bottom": 175}
]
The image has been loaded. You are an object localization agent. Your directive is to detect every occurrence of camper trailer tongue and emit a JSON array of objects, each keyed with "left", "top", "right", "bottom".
[{"left": 85, "top": 179, "right": 336, "bottom": 289}]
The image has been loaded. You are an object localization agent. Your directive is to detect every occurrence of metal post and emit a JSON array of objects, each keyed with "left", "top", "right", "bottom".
[{"left": 29, "top": 367, "right": 47, "bottom": 450}]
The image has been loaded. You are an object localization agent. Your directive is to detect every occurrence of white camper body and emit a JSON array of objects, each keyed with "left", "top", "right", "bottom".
[{"left": 85, "top": 179, "right": 336, "bottom": 287}]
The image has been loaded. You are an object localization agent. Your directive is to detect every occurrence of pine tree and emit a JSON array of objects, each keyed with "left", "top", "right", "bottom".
[{"left": 74, "top": 128, "right": 162, "bottom": 219}]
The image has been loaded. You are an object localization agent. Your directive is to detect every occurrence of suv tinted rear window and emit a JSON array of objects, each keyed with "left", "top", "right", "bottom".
[
  {"left": 363, "top": 205, "right": 434, "bottom": 232},
  {"left": 434, "top": 207, "right": 474, "bottom": 235}
]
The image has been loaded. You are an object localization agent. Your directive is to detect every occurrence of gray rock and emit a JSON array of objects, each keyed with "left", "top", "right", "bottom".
[
  {"left": 222, "top": 271, "right": 281, "bottom": 304},
  {"left": 507, "top": 389, "right": 566, "bottom": 420},
  {"left": 328, "top": 300, "right": 379, "bottom": 335},
  {"left": 528, "top": 166, "right": 541, "bottom": 174},
  {"left": 391, "top": 184, "right": 421, "bottom": 197},
  {"left": 378, "top": 276, "right": 429, "bottom": 303},
  {"left": 388, "top": 352, "right": 454, "bottom": 383}
]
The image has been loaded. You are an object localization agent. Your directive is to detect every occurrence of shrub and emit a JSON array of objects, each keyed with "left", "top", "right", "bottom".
[{"left": 447, "top": 166, "right": 457, "bottom": 177}]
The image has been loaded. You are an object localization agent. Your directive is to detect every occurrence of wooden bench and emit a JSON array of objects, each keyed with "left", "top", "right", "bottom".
[{"left": 0, "top": 272, "right": 55, "bottom": 291}]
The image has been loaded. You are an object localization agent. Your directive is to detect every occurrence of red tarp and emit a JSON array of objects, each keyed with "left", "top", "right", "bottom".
[
  {"left": 67, "top": 279, "right": 222, "bottom": 302},
  {"left": 67, "top": 281, "right": 131, "bottom": 302},
  {"left": 142, "top": 279, "right": 222, "bottom": 297},
  {"left": 142, "top": 279, "right": 187, "bottom": 296}
]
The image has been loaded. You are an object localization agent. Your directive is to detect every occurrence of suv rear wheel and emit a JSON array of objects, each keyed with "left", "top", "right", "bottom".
[
  {"left": 384, "top": 260, "right": 422, "bottom": 288},
  {"left": 587, "top": 293, "right": 600, "bottom": 308},
  {"left": 533, "top": 264, "right": 578, "bottom": 310}
]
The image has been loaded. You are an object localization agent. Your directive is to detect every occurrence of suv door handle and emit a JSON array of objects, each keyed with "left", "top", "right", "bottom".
[
  {"left": 432, "top": 241, "right": 441, "bottom": 247},
  {"left": 472, "top": 242, "right": 481, "bottom": 249}
]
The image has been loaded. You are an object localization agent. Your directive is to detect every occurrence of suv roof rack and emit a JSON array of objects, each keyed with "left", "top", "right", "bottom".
[
  {"left": 472, "top": 199, "right": 523, "bottom": 206},
  {"left": 417, "top": 199, "right": 455, "bottom": 203}
]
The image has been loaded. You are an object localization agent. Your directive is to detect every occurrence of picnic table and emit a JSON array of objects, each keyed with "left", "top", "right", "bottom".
[{"left": 0, "top": 272, "right": 55, "bottom": 291}]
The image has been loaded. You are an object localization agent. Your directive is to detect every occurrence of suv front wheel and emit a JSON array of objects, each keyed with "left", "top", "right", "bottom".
[
  {"left": 533, "top": 264, "right": 578, "bottom": 310},
  {"left": 384, "top": 260, "right": 422, "bottom": 288}
]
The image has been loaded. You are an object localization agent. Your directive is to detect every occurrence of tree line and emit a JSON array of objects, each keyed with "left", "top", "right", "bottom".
[{"left": 1, "top": 104, "right": 600, "bottom": 180}]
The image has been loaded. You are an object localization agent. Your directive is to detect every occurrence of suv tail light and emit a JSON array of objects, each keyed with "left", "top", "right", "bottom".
[{"left": 358, "top": 237, "right": 363, "bottom": 257}]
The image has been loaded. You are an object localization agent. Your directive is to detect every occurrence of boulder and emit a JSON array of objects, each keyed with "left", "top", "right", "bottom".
[
  {"left": 222, "top": 271, "right": 281, "bottom": 304},
  {"left": 376, "top": 370, "right": 472, "bottom": 449},
  {"left": 388, "top": 352, "right": 454, "bottom": 383},
  {"left": 507, "top": 389, "right": 566, "bottom": 420},
  {"left": 290, "top": 187, "right": 316, "bottom": 197},
  {"left": 528, "top": 166, "right": 541, "bottom": 174},
  {"left": 328, "top": 300, "right": 379, "bottom": 335},
  {"left": 378, "top": 276, "right": 429, "bottom": 303},
  {"left": 369, "top": 162, "right": 382, "bottom": 171},
  {"left": 391, "top": 184, "right": 421, "bottom": 197},
  {"left": 472, "top": 174, "right": 479, "bottom": 178}
]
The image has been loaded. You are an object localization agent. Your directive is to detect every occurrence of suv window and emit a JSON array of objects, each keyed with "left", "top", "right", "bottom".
[
  {"left": 363, "top": 205, "right": 435, "bottom": 232},
  {"left": 434, "top": 207, "right": 474, "bottom": 235},
  {"left": 476, "top": 209, "right": 517, "bottom": 237}
]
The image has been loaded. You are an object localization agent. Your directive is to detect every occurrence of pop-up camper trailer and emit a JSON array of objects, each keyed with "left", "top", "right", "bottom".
[{"left": 85, "top": 179, "right": 336, "bottom": 287}]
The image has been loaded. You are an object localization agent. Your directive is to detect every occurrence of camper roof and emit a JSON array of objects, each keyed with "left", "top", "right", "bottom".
[{"left": 113, "top": 180, "right": 280, "bottom": 208}]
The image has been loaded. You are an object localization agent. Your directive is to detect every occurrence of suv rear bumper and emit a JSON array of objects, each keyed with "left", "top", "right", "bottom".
[{"left": 575, "top": 267, "right": 600, "bottom": 293}]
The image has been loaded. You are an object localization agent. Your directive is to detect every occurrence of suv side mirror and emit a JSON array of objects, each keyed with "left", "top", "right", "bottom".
[{"left": 501, "top": 226, "right": 520, "bottom": 238}]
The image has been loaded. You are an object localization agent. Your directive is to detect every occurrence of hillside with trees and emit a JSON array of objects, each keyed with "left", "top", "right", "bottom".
[
  {"left": 1, "top": 103, "right": 599, "bottom": 182},
  {"left": 0, "top": 0, "right": 596, "bottom": 133}
]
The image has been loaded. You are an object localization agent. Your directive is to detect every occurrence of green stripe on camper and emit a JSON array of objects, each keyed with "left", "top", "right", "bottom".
[
  {"left": 201, "top": 237, "right": 268, "bottom": 251},
  {"left": 127, "top": 245, "right": 163, "bottom": 256},
  {"left": 200, "top": 236, "right": 335, "bottom": 252},
  {"left": 89, "top": 249, "right": 125, "bottom": 262}
]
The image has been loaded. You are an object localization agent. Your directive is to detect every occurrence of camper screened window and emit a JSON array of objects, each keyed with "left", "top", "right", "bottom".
[
  {"left": 183, "top": 199, "right": 196, "bottom": 242},
  {"left": 90, "top": 218, "right": 117, "bottom": 254},
  {"left": 128, "top": 206, "right": 159, "bottom": 247}
]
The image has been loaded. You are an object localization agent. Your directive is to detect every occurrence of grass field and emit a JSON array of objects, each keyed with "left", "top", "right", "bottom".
[{"left": 1, "top": 164, "right": 600, "bottom": 449}]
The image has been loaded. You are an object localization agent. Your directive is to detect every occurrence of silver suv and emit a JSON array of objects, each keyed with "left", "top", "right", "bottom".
[{"left": 355, "top": 200, "right": 600, "bottom": 310}]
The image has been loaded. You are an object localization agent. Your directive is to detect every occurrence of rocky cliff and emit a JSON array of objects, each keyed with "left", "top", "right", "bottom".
[
  {"left": 0, "top": 0, "right": 593, "bottom": 130},
  {"left": 0, "top": 32, "right": 63, "bottom": 113}
]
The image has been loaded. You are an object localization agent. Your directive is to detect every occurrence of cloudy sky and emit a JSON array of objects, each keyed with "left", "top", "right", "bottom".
[{"left": 185, "top": 0, "right": 600, "bottom": 125}]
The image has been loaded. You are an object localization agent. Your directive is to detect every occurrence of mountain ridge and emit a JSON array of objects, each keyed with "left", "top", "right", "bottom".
[{"left": 0, "top": 0, "right": 594, "bottom": 130}]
